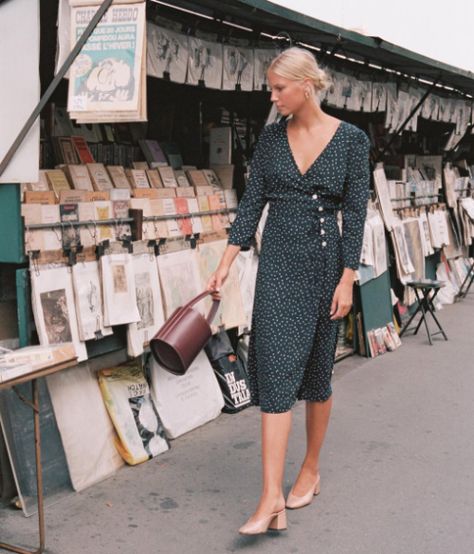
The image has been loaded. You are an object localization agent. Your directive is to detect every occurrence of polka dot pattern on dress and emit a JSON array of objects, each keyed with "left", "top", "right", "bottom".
[{"left": 228, "top": 118, "right": 371, "bottom": 413}]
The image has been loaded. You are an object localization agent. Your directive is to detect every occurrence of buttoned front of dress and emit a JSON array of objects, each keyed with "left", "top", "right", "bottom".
[{"left": 228, "top": 118, "right": 370, "bottom": 413}]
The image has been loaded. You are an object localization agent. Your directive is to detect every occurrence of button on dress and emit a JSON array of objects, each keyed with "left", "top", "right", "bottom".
[{"left": 228, "top": 119, "right": 370, "bottom": 413}]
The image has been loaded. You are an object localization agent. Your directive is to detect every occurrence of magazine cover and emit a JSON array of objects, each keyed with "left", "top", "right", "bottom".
[{"left": 68, "top": 3, "right": 146, "bottom": 116}]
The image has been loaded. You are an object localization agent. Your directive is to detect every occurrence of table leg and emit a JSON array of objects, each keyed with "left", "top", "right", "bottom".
[
  {"left": 416, "top": 289, "right": 433, "bottom": 345},
  {"left": 425, "top": 290, "right": 448, "bottom": 341},
  {"left": 400, "top": 303, "right": 421, "bottom": 337},
  {"left": 0, "top": 379, "right": 45, "bottom": 554},
  {"left": 457, "top": 262, "right": 474, "bottom": 299}
]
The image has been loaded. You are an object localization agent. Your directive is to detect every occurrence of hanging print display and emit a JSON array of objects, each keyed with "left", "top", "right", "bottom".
[
  {"left": 71, "top": 261, "right": 113, "bottom": 341},
  {"left": 30, "top": 265, "right": 87, "bottom": 362},
  {"left": 68, "top": 2, "right": 146, "bottom": 122},
  {"left": 187, "top": 37, "right": 223, "bottom": 89},
  {"left": 147, "top": 22, "right": 188, "bottom": 83},
  {"left": 253, "top": 48, "right": 278, "bottom": 91},
  {"left": 127, "top": 253, "right": 165, "bottom": 358},
  {"left": 222, "top": 45, "right": 254, "bottom": 91}
]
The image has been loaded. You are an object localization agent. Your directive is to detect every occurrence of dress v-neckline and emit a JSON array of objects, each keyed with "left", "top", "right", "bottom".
[{"left": 284, "top": 119, "right": 344, "bottom": 178}]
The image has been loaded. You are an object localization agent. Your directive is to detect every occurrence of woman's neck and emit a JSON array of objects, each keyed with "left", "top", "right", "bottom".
[{"left": 290, "top": 100, "right": 328, "bottom": 130}]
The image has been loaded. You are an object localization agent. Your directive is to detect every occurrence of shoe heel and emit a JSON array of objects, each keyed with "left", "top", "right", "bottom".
[{"left": 268, "top": 509, "right": 287, "bottom": 531}]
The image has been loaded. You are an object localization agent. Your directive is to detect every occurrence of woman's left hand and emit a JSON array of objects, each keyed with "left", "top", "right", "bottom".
[{"left": 330, "top": 281, "right": 353, "bottom": 320}]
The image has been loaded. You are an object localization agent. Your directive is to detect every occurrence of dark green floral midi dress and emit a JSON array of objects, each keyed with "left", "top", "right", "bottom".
[{"left": 228, "top": 118, "right": 370, "bottom": 413}]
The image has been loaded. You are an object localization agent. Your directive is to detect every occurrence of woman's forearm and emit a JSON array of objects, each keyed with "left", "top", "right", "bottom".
[
  {"left": 339, "top": 267, "right": 356, "bottom": 286},
  {"left": 218, "top": 244, "right": 241, "bottom": 271}
]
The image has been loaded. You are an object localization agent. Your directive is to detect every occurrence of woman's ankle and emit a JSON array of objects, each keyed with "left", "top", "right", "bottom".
[{"left": 300, "top": 460, "right": 319, "bottom": 476}]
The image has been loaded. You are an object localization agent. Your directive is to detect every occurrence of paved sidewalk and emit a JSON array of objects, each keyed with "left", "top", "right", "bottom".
[{"left": 1, "top": 294, "right": 473, "bottom": 554}]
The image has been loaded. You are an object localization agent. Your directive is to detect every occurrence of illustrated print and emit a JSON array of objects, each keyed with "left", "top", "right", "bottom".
[
  {"left": 112, "top": 264, "right": 128, "bottom": 293},
  {"left": 128, "top": 394, "right": 167, "bottom": 459},
  {"left": 259, "top": 54, "right": 273, "bottom": 89},
  {"left": 135, "top": 272, "right": 154, "bottom": 330},
  {"left": 155, "top": 32, "right": 181, "bottom": 75},
  {"left": 194, "top": 46, "right": 212, "bottom": 84},
  {"left": 225, "top": 48, "right": 250, "bottom": 89},
  {"left": 40, "top": 289, "right": 73, "bottom": 343},
  {"left": 74, "top": 56, "right": 135, "bottom": 103},
  {"left": 87, "top": 280, "right": 99, "bottom": 313}
]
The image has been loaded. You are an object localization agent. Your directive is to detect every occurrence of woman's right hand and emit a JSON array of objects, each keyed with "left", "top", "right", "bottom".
[{"left": 207, "top": 265, "right": 229, "bottom": 300}]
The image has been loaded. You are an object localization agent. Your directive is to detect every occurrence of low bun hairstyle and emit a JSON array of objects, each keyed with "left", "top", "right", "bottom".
[{"left": 268, "top": 47, "right": 331, "bottom": 93}]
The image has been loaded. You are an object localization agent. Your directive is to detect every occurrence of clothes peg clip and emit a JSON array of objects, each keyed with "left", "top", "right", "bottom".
[
  {"left": 156, "top": 237, "right": 167, "bottom": 256},
  {"left": 185, "top": 234, "right": 197, "bottom": 249},
  {"left": 147, "top": 239, "right": 159, "bottom": 257},
  {"left": 121, "top": 238, "right": 133, "bottom": 253},
  {"left": 96, "top": 239, "right": 110, "bottom": 259}
]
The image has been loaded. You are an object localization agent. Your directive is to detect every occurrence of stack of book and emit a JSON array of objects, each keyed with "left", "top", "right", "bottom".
[
  {"left": 22, "top": 160, "right": 238, "bottom": 253},
  {"left": 366, "top": 322, "right": 401, "bottom": 358}
]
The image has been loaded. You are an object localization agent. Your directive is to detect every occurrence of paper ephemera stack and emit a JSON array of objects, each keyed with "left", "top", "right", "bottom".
[{"left": 68, "top": 1, "right": 147, "bottom": 123}]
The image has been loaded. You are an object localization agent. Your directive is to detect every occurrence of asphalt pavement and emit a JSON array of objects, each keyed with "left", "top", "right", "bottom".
[{"left": 1, "top": 293, "right": 473, "bottom": 554}]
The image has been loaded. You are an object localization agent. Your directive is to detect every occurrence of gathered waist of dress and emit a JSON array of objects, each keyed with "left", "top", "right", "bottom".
[{"left": 267, "top": 194, "right": 342, "bottom": 212}]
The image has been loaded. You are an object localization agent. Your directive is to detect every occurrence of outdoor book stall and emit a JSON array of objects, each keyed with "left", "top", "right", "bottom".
[{"left": 0, "top": 0, "right": 473, "bottom": 552}]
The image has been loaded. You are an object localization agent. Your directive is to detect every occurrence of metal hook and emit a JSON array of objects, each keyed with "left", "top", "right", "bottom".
[
  {"left": 53, "top": 223, "right": 62, "bottom": 244},
  {"left": 30, "top": 252, "right": 40, "bottom": 277}
]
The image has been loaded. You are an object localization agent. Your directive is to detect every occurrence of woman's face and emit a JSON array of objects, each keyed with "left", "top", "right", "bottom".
[{"left": 267, "top": 69, "right": 307, "bottom": 116}]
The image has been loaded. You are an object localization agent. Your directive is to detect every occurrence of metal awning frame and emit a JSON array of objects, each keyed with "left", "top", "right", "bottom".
[{"left": 150, "top": 0, "right": 474, "bottom": 98}]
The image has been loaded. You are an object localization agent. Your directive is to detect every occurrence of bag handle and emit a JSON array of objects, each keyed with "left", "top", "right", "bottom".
[{"left": 183, "top": 290, "right": 220, "bottom": 324}]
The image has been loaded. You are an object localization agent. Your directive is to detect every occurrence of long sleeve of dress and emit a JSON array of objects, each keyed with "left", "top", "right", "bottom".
[
  {"left": 341, "top": 130, "right": 371, "bottom": 270},
  {"left": 227, "top": 127, "right": 269, "bottom": 250}
]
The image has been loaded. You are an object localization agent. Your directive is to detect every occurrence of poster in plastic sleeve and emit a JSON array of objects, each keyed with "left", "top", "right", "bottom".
[
  {"left": 98, "top": 362, "right": 169, "bottom": 465},
  {"left": 222, "top": 45, "right": 254, "bottom": 91},
  {"left": 147, "top": 23, "right": 188, "bottom": 83},
  {"left": 68, "top": 3, "right": 145, "bottom": 115},
  {"left": 127, "top": 253, "right": 165, "bottom": 358},
  {"left": 253, "top": 48, "right": 278, "bottom": 91},
  {"left": 156, "top": 249, "right": 203, "bottom": 319},
  {"left": 30, "top": 265, "right": 88, "bottom": 362},
  {"left": 71, "top": 261, "right": 113, "bottom": 341},
  {"left": 100, "top": 253, "right": 141, "bottom": 326},
  {"left": 187, "top": 37, "right": 223, "bottom": 89}
]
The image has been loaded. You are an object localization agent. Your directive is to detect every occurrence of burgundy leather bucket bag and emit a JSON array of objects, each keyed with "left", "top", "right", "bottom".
[{"left": 150, "top": 290, "right": 220, "bottom": 376}]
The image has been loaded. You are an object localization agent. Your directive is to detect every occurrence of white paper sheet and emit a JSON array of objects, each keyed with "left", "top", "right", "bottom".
[
  {"left": 100, "top": 253, "right": 141, "bottom": 326},
  {"left": 47, "top": 365, "right": 124, "bottom": 491},
  {"left": 30, "top": 265, "right": 88, "bottom": 362},
  {"left": 72, "top": 261, "right": 113, "bottom": 341},
  {"left": 149, "top": 351, "right": 224, "bottom": 439},
  {"left": 127, "top": 254, "right": 165, "bottom": 358},
  {"left": 156, "top": 249, "right": 203, "bottom": 318}
]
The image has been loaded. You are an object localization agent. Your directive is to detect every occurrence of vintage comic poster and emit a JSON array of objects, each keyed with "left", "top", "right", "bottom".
[{"left": 68, "top": 3, "right": 146, "bottom": 117}]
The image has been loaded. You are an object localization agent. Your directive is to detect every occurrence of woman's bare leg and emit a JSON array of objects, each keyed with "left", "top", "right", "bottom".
[
  {"left": 245, "top": 410, "right": 292, "bottom": 521},
  {"left": 291, "top": 395, "right": 333, "bottom": 495}
]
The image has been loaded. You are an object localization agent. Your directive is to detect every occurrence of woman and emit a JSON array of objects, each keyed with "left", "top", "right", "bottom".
[{"left": 206, "top": 47, "right": 370, "bottom": 535}]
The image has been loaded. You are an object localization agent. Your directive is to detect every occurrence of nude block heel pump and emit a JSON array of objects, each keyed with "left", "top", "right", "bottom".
[
  {"left": 268, "top": 509, "right": 287, "bottom": 531},
  {"left": 238, "top": 508, "right": 287, "bottom": 535},
  {"left": 285, "top": 474, "right": 321, "bottom": 510}
]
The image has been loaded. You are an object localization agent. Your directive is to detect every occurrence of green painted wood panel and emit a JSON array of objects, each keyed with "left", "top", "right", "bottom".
[
  {"left": 357, "top": 270, "right": 393, "bottom": 356},
  {"left": 0, "top": 184, "right": 24, "bottom": 263}
]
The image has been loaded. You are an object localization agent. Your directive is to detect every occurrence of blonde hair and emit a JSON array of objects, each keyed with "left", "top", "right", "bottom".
[{"left": 268, "top": 47, "right": 331, "bottom": 93}]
